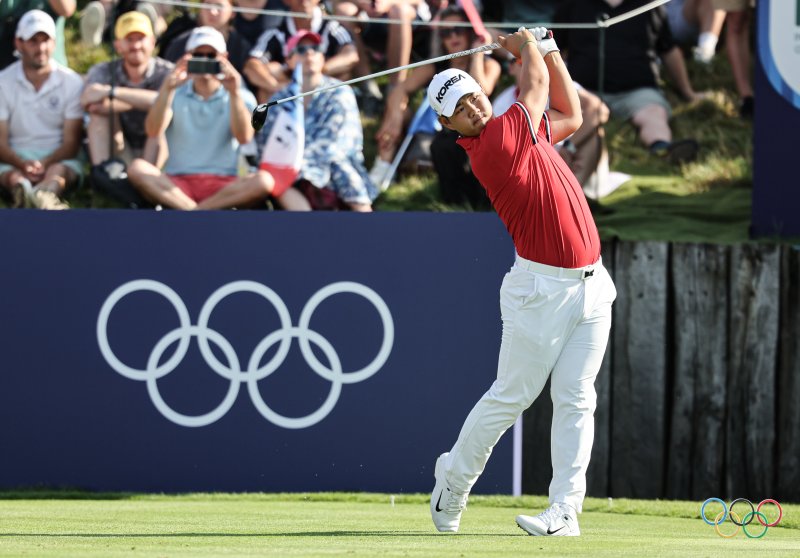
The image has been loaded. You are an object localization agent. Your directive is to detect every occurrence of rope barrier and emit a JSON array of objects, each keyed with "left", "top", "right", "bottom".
[{"left": 137, "top": 0, "right": 672, "bottom": 31}]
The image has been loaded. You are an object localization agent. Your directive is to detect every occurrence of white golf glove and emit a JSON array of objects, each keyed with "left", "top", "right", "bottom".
[{"left": 532, "top": 26, "right": 559, "bottom": 58}]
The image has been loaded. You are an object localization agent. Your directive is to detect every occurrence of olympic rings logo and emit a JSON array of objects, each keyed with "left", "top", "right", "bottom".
[
  {"left": 700, "top": 498, "right": 783, "bottom": 539},
  {"left": 96, "top": 279, "right": 394, "bottom": 429}
]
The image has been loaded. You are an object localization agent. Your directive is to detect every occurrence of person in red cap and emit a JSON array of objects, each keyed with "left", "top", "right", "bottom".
[
  {"left": 255, "top": 30, "right": 377, "bottom": 211},
  {"left": 426, "top": 27, "right": 617, "bottom": 537},
  {"left": 245, "top": 0, "right": 357, "bottom": 103}
]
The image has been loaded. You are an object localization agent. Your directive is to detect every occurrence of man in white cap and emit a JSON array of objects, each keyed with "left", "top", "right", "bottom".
[
  {"left": 127, "top": 26, "right": 274, "bottom": 209},
  {"left": 0, "top": 10, "right": 83, "bottom": 209},
  {"left": 426, "top": 28, "right": 617, "bottom": 537}
]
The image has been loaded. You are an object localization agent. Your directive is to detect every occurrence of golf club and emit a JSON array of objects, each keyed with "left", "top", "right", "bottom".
[{"left": 251, "top": 41, "right": 501, "bottom": 130}]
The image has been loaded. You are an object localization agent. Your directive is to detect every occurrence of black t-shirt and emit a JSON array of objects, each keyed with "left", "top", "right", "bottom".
[
  {"left": 233, "top": 0, "right": 286, "bottom": 46},
  {"left": 555, "top": 0, "right": 675, "bottom": 93},
  {"left": 249, "top": 9, "right": 353, "bottom": 65}
]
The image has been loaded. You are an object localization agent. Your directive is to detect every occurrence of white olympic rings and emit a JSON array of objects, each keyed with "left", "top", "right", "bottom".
[{"left": 96, "top": 279, "right": 394, "bottom": 429}]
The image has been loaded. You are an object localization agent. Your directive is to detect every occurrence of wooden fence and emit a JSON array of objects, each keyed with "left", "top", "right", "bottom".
[{"left": 521, "top": 241, "right": 800, "bottom": 502}]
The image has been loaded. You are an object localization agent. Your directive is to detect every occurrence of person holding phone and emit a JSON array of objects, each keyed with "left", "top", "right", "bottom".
[{"left": 126, "top": 26, "right": 275, "bottom": 209}]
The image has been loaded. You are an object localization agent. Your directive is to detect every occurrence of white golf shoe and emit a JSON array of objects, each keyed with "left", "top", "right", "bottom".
[
  {"left": 430, "top": 453, "right": 468, "bottom": 532},
  {"left": 516, "top": 502, "right": 580, "bottom": 537}
]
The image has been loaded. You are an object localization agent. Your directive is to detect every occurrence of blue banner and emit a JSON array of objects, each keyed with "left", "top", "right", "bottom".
[
  {"left": 0, "top": 211, "right": 516, "bottom": 494},
  {"left": 752, "top": 0, "right": 800, "bottom": 237}
]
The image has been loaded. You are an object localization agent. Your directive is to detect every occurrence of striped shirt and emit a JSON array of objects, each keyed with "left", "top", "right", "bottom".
[{"left": 249, "top": 7, "right": 353, "bottom": 64}]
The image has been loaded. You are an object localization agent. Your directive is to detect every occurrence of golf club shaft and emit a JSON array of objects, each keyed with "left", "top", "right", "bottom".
[{"left": 263, "top": 41, "right": 501, "bottom": 110}]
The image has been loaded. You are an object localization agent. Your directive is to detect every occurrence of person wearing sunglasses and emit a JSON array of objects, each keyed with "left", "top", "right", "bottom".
[
  {"left": 255, "top": 31, "right": 377, "bottom": 211},
  {"left": 369, "top": 6, "right": 500, "bottom": 204},
  {"left": 245, "top": 0, "right": 358, "bottom": 104},
  {"left": 126, "top": 26, "right": 275, "bottom": 210}
]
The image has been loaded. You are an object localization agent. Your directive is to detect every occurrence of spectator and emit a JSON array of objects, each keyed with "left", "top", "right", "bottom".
[
  {"left": 127, "top": 26, "right": 273, "bottom": 209},
  {"left": 713, "top": 0, "right": 754, "bottom": 118},
  {"left": 667, "top": 0, "right": 726, "bottom": 64},
  {"left": 333, "top": 0, "right": 432, "bottom": 110},
  {"left": 232, "top": 0, "right": 286, "bottom": 46},
  {"left": 0, "top": 10, "right": 83, "bottom": 210},
  {"left": 161, "top": 0, "right": 257, "bottom": 83},
  {"left": 0, "top": 0, "right": 76, "bottom": 70},
  {"left": 81, "top": 11, "right": 174, "bottom": 169},
  {"left": 370, "top": 6, "right": 501, "bottom": 203},
  {"left": 246, "top": 0, "right": 358, "bottom": 102},
  {"left": 80, "top": 0, "right": 166, "bottom": 48},
  {"left": 556, "top": 0, "right": 704, "bottom": 164},
  {"left": 256, "top": 31, "right": 378, "bottom": 211}
]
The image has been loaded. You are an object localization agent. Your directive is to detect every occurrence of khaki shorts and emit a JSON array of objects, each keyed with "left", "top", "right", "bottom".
[
  {"left": 599, "top": 87, "right": 671, "bottom": 122},
  {"left": 711, "top": 0, "right": 755, "bottom": 11}
]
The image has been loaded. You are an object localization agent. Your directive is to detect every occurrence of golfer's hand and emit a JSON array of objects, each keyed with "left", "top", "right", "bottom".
[
  {"left": 498, "top": 27, "right": 535, "bottom": 59},
  {"left": 531, "top": 27, "right": 560, "bottom": 58}
]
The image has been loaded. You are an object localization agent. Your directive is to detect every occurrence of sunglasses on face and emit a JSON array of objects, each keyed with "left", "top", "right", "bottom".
[
  {"left": 192, "top": 51, "right": 218, "bottom": 58},
  {"left": 293, "top": 44, "right": 323, "bottom": 55}
]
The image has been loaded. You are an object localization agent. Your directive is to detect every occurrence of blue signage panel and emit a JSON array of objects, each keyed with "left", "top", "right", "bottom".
[
  {"left": 0, "top": 211, "right": 516, "bottom": 494},
  {"left": 752, "top": 1, "right": 800, "bottom": 237}
]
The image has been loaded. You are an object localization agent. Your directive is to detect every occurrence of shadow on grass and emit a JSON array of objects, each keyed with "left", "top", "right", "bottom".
[
  {"left": 595, "top": 181, "right": 752, "bottom": 243},
  {"left": 0, "top": 488, "right": 136, "bottom": 500},
  {"left": 0, "top": 531, "right": 513, "bottom": 538}
]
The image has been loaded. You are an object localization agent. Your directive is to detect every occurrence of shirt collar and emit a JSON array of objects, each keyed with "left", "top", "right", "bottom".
[{"left": 14, "top": 59, "right": 61, "bottom": 94}]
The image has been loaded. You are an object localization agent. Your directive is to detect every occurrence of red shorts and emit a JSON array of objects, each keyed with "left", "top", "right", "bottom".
[{"left": 168, "top": 174, "right": 236, "bottom": 202}]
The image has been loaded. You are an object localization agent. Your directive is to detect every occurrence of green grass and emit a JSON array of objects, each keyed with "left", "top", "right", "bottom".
[{"left": 1, "top": 493, "right": 798, "bottom": 557}]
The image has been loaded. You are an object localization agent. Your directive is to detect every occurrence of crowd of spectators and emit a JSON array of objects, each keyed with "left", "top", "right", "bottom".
[{"left": 0, "top": 0, "right": 754, "bottom": 211}]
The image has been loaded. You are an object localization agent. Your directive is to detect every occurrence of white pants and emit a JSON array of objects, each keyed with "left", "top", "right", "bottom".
[{"left": 442, "top": 255, "right": 617, "bottom": 512}]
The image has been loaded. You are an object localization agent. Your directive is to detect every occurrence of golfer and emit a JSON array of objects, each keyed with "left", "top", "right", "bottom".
[{"left": 427, "top": 27, "right": 617, "bottom": 537}]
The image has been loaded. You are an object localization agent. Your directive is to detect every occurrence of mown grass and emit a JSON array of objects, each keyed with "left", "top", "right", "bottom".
[
  {"left": 2, "top": 12, "right": 770, "bottom": 244},
  {"left": 1, "top": 492, "right": 798, "bottom": 557}
]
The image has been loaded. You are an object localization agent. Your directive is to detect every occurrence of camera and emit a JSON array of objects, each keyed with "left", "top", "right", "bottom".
[{"left": 187, "top": 57, "right": 221, "bottom": 75}]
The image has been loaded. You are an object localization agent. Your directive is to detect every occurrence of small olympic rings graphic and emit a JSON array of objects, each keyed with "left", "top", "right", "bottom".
[
  {"left": 701, "top": 498, "right": 783, "bottom": 538},
  {"left": 97, "top": 279, "right": 394, "bottom": 429}
]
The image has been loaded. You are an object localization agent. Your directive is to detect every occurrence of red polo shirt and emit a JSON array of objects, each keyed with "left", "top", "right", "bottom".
[{"left": 457, "top": 102, "right": 600, "bottom": 268}]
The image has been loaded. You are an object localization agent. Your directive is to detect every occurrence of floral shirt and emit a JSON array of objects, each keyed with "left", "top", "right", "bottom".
[{"left": 257, "top": 76, "right": 377, "bottom": 205}]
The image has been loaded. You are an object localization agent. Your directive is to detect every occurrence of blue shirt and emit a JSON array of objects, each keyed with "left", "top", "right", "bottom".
[{"left": 164, "top": 81, "right": 256, "bottom": 176}]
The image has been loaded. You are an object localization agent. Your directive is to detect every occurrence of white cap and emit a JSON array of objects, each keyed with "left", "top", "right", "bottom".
[
  {"left": 427, "top": 69, "right": 482, "bottom": 117},
  {"left": 186, "top": 26, "right": 227, "bottom": 54},
  {"left": 15, "top": 9, "right": 56, "bottom": 41}
]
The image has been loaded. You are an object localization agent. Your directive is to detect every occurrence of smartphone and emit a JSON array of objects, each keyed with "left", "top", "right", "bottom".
[{"left": 187, "top": 57, "right": 221, "bottom": 75}]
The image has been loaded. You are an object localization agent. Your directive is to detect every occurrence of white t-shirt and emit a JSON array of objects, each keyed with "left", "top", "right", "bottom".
[{"left": 0, "top": 60, "right": 84, "bottom": 152}]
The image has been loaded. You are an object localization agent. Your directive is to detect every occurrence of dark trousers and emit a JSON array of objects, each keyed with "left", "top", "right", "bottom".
[{"left": 430, "top": 129, "right": 490, "bottom": 210}]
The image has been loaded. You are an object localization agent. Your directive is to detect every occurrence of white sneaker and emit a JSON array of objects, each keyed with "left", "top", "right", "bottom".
[
  {"left": 80, "top": 1, "right": 105, "bottom": 48},
  {"left": 516, "top": 502, "right": 580, "bottom": 537},
  {"left": 692, "top": 45, "right": 714, "bottom": 65},
  {"left": 430, "top": 453, "right": 468, "bottom": 532},
  {"left": 369, "top": 159, "right": 392, "bottom": 191},
  {"left": 33, "top": 189, "right": 70, "bottom": 210},
  {"left": 17, "top": 178, "right": 37, "bottom": 208}
]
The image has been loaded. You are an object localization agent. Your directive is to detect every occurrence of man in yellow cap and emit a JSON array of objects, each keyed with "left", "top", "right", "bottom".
[{"left": 81, "top": 11, "right": 174, "bottom": 175}]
